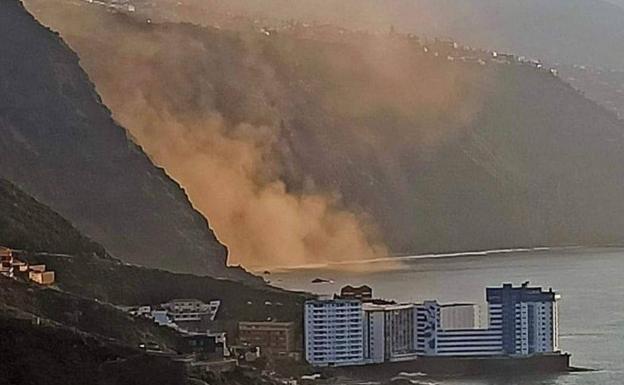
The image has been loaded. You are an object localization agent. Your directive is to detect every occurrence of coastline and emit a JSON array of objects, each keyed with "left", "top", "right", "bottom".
[
  {"left": 318, "top": 353, "right": 575, "bottom": 380},
  {"left": 254, "top": 245, "right": 624, "bottom": 273}
]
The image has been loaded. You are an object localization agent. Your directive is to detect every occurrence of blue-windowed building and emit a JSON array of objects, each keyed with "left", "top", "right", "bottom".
[
  {"left": 416, "top": 283, "right": 560, "bottom": 357},
  {"left": 486, "top": 282, "right": 560, "bottom": 355}
]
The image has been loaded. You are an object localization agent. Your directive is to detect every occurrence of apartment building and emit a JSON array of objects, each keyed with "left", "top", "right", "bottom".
[
  {"left": 486, "top": 282, "right": 560, "bottom": 355},
  {"left": 304, "top": 298, "right": 364, "bottom": 366},
  {"left": 238, "top": 321, "right": 297, "bottom": 358},
  {"left": 363, "top": 303, "right": 418, "bottom": 363},
  {"left": 161, "top": 299, "right": 220, "bottom": 332},
  {"left": 304, "top": 283, "right": 561, "bottom": 366}
]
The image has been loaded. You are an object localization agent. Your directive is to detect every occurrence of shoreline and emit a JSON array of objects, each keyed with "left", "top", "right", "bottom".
[
  {"left": 316, "top": 353, "right": 579, "bottom": 380},
  {"left": 255, "top": 244, "right": 624, "bottom": 273}
]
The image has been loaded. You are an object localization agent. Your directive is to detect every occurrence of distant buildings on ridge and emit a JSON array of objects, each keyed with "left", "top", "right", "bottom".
[{"left": 1, "top": 247, "right": 56, "bottom": 285}]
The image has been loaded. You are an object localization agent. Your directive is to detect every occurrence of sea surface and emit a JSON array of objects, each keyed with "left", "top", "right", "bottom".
[{"left": 266, "top": 247, "right": 624, "bottom": 385}]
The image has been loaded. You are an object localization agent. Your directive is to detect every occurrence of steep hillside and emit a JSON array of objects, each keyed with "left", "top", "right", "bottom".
[
  {"left": 0, "top": 274, "right": 186, "bottom": 385},
  {"left": 556, "top": 65, "right": 624, "bottom": 120},
  {"left": 0, "top": 316, "right": 186, "bottom": 385},
  {"left": 20, "top": 252, "right": 307, "bottom": 326},
  {"left": 0, "top": 277, "right": 180, "bottom": 350},
  {"left": 0, "top": 172, "right": 304, "bottom": 328},
  {"left": 24, "top": 0, "right": 624, "bottom": 261},
  {"left": 0, "top": 178, "right": 305, "bottom": 383},
  {"left": 0, "top": 0, "right": 236, "bottom": 276},
  {"left": 0, "top": 178, "right": 107, "bottom": 257}
]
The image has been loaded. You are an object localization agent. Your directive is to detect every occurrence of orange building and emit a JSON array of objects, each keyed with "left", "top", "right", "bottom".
[
  {"left": 1, "top": 247, "right": 14, "bottom": 278},
  {"left": 29, "top": 264, "right": 46, "bottom": 272},
  {"left": 29, "top": 270, "right": 55, "bottom": 285},
  {"left": 0, "top": 246, "right": 12, "bottom": 257}
]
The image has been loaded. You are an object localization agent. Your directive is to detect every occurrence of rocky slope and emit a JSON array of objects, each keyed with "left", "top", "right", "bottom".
[
  {"left": 0, "top": 178, "right": 107, "bottom": 257},
  {"left": 0, "top": 174, "right": 303, "bottom": 330},
  {"left": 0, "top": 0, "right": 237, "bottom": 276},
  {"left": 0, "top": 315, "right": 186, "bottom": 385},
  {"left": 24, "top": 1, "right": 624, "bottom": 259}
]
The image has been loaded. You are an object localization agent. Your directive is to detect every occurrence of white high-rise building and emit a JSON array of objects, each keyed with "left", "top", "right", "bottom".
[
  {"left": 303, "top": 283, "right": 561, "bottom": 367},
  {"left": 304, "top": 298, "right": 364, "bottom": 366}
]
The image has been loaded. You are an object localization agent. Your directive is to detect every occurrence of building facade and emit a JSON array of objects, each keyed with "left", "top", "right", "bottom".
[
  {"left": 127, "top": 299, "right": 221, "bottom": 333},
  {"left": 415, "top": 284, "right": 560, "bottom": 357},
  {"left": 28, "top": 270, "right": 55, "bottom": 285},
  {"left": 0, "top": 250, "right": 56, "bottom": 285},
  {"left": 339, "top": 285, "right": 373, "bottom": 300},
  {"left": 363, "top": 303, "right": 418, "bottom": 363},
  {"left": 440, "top": 303, "right": 480, "bottom": 330},
  {"left": 304, "top": 298, "right": 364, "bottom": 366},
  {"left": 179, "top": 331, "right": 228, "bottom": 359},
  {"left": 238, "top": 321, "right": 296, "bottom": 358},
  {"left": 435, "top": 328, "right": 503, "bottom": 356},
  {"left": 304, "top": 283, "right": 561, "bottom": 367},
  {"left": 162, "top": 299, "right": 221, "bottom": 321},
  {"left": 486, "top": 282, "right": 560, "bottom": 355},
  {"left": 416, "top": 300, "right": 440, "bottom": 355},
  {"left": 161, "top": 299, "right": 220, "bottom": 332},
  {"left": 0, "top": 247, "right": 14, "bottom": 278}
]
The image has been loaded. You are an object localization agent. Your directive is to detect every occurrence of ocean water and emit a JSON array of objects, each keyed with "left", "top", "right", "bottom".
[{"left": 267, "top": 247, "right": 624, "bottom": 385}]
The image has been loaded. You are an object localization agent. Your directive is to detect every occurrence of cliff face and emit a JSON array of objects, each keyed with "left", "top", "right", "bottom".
[
  {"left": 21, "top": 0, "right": 624, "bottom": 260},
  {"left": 0, "top": 0, "right": 232, "bottom": 275}
]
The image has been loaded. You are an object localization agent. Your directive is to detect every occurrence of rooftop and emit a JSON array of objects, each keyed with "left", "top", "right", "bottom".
[
  {"left": 486, "top": 282, "right": 559, "bottom": 303},
  {"left": 363, "top": 303, "right": 415, "bottom": 311},
  {"left": 239, "top": 321, "right": 294, "bottom": 327},
  {"left": 440, "top": 303, "right": 478, "bottom": 308}
]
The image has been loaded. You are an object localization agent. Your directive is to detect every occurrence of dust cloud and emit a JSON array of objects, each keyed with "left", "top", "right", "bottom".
[
  {"left": 23, "top": 0, "right": 482, "bottom": 269},
  {"left": 119, "top": 104, "right": 388, "bottom": 269},
  {"left": 23, "top": 1, "right": 391, "bottom": 269}
]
